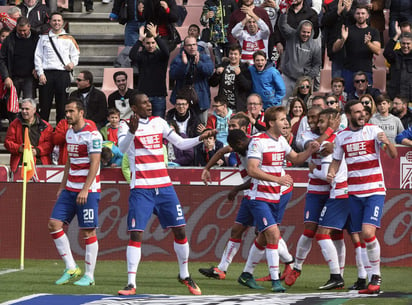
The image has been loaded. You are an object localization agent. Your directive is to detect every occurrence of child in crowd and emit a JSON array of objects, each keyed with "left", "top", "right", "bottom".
[
  {"left": 101, "top": 141, "right": 123, "bottom": 167},
  {"left": 194, "top": 129, "right": 225, "bottom": 166},
  {"left": 100, "top": 107, "right": 120, "bottom": 145}
]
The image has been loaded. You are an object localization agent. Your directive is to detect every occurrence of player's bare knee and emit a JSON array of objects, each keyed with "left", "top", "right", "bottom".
[
  {"left": 172, "top": 226, "right": 186, "bottom": 240},
  {"left": 81, "top": 228, "right": 96, "bottom": 239},
  {"left": 48, "top": 219, "right": 62, "bottom": 232},
  {"left": 230, "top": 224, "right": 246, "bottom": 239},
  {"left": 130, "top": 231, "right": 142, "bottom": 242}
]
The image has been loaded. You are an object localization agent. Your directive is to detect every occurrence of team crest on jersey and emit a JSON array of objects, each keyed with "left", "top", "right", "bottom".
[
  {"left": 251, "top": 143, "right": 258, "bottom": 153},
  {"left": 400, "top": 151, "right": 412, "bottom": 189},
  {"left": 93, "top": 139, "right": 102, "bottom": 149}
]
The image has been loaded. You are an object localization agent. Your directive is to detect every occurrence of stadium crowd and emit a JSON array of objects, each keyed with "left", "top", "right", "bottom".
[{"left": 0, "top": 0, "right": 411, "bottom": 298}]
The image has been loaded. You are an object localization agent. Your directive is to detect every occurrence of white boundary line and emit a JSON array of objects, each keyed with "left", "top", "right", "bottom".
[{"left": 0, "top": 269, "right": 20, "bottom": 275}]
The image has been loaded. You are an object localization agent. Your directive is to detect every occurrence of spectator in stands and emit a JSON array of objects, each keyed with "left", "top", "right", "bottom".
[
  {"left": 0, "top": 17, "right": 39, "bottom": 103},
  {"left": 101, "top": 141, "right": 123, "bottom": 167},
  {"left": 369, "top": 95, "right": 404, "bottom": 143},
  {"left": 143, "top": 0, "right": 179, "bottom": 51},
  {"left": 18, "top": 0, "right": 50, "bottom": 34},
  {"left": 359, "top": 93, "right": 377, "bottom": 115},
  {"left": 69, "top": 0, "right": 94, "bottom": 13},
  {"left": 107, "top": 71, "right": 134, "bottom": 120},
  {"left": 291, "top": 76, "right": 313, "bottom": 106},
  {"left": 333, "top": 5, "right": 380, "bottom": 94},
  {"left": 272, "top": 0, "right": 319, "bottom": 60},
  {"left": 0, "top": 6, "right": 21, "bottom": 31},
  {"left": 170, "top": 36, "right": 214, "bottom": 125},
  {"left": 0, "top": 28, "right": 10, "bottom": 45},
  {"left": 166, "top": 120, "right": 195, "bottom": 166},
  {"left": 52, "top": 111, "right": 97, "bottom": 165},
  {"left": 4, "top": 98, "right": 53, "bottom": 173},
  {"left": 325, "top": 93, "right": 347, "bottom": 129},
  {"left": 110, "top": 0, "right": 145, "bottom": 46},
  {"left": 245, "top": 93, "right": 266, "bottom": 135},
  {"left": 367, "top": 0, "right": 385, "bottom": 45},
  {"left": 364, "top": 105, "right": 372, "bottom": 122},
  {"left": 287, "top": 96, "right": 307, "bottom": 139},
  {"left": 388, "top": 0, "right": 412, "bottom": 40},
  {"left": 200, "top": 0, "right": 237, "bottom": 62},
  {"left": 70, "top": 70, "right": 108, "bottom": 129},
  {"left": 35, "top": 12, "right": 79, "bottom": 123},
  {"left": 231, "top": 8, "right": 270, "bottom": 65},
  {"left": 331, "top": 77, "right": 347, "bottom": 109},
  {"left": 227, "top": 0, "right": 272, "bottom": 45},
  {"left": 206, "top": 95, "right": 233, "bottom": 146},
  {"left": 279, "top": 15, "right": 321, "bottom": 103},
  {"left": 130, "top": 23, "right": 169, "bottom": 118},
  {"left": 166, "top": 91, "right": 204, "bottom": 138},
  {"left": 194, "top": 128, "right": 225, "bottom": 166},
  {"left": 391, "top": 96, "right": 412, "bottom": 130},
  {"left": 249, "top": 50, "right": 285, "bottom": 109},
  {"left": 347, "top": 71, "right": 381, "bottom": 101},
  {"left": 395, "top": 126, "right": 412, "bottom": 146},
  {"left": 100, "top": 107, "right": 120, "bottom": 145},
  {"left": 321, "top": 0, "right": 355, "bottom": 78},
  {"left": 255, "top": 0, "right": 281, "bottom": 29},
  {"left": 209, "top": 44, "right": 252, "bottom": 112},
  {"left": 187, "top": 24, "right": 210, "bottom": 56},
  {"left": 384, "top": 31, "right": 412, "bottom": 102}
]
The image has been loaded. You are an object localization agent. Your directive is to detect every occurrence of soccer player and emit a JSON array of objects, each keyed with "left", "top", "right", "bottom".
[
  {"left": 238, "top": 106, "right": 319, "bottom": 292},
  {"left": 117, "top": 93, "right": 216, "bottom": 296},
  {"left": 309, "top": 108, "right": 349, "bottom": 290},
  {"left": 327, "top": 99, "right": 398, "bottom": 294},
  {"left": 48, "top": 98, "right": 102, "bottom": 286}
]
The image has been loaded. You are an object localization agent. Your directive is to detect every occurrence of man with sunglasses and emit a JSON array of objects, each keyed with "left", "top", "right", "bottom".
[{"left": 347, "top": 71, "right": 381, "bottom": 101}]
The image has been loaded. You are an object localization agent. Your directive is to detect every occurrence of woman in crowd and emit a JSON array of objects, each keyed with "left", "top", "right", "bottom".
[
  {"left": 287, "top": 97, "right": 306, "bottom": 139},
  {"left": 292, "top": 76, "right": 313, "bottom": 106}
]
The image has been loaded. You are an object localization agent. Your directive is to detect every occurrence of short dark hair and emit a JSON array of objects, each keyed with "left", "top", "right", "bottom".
[
  {"left": 227, "top": 129, "right": 248, "bottom": 147},
  {"left": 399, "top": 21, "right": 412, "bottom": 29},
  {"left": 0, "top": 28, "right": 11, "bottom": 36},
  {"left": 229, "top": 44, "right": 242, "bottom": 54},
  {"left": 400, "top": 32, "right": 412, "bottom": 40},
  {"left": 80, "top": 70, "right": 93, "bottom": 84},
  {"left": 108, "top": 107, "right": 120, "bottom": 116},
  {"left": 50, "top": 12, "right": 64, "bottom": 20},
  {"left": 230, "top": 112, "right": 251, "bottom": 128},
  {"left": 353, "top": 71, "right": 368, "bottom": 81},
  {"left": 101, "top": 147, "right": 112, "bottom": 163},
  {"left": 188, "top": 24, "right": 200, "bottom": 32},
  {"left": 202, "top": 128, "right": 216, "bottom": 139},
  {"left": 393, "top": 96, "right": 408, "bottom": 105},
  {"left": 375, "top": 94, "right": 392, "bottom": 106},
  {"left": 319, "top": 107, "right": 339, "bottom": 118},
  {"left": 16, "top": 16, "right": 30, "bottom": 27},
  {"left": 129, "top": 92, "right": 146, "bottom": 107},
  {"left": 213, "top": 95, "right": 228, "bottom": 106},
  {"left": 253, "top": 50, "right": 266, "bottom": 60},
  {"left": 66, "top": 97, "right": 84, "bottom": 112},
  {"left": 344, "top": 99, "right": 362, "bottom": 115},
  {"left": 331, "top": 77, "right": 345, "bottom": 86},
  {"left": 113, "top": 71, "right": 127, "bottom": 82}
]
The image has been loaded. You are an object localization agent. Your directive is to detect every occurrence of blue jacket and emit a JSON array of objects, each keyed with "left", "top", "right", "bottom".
[
  {"left": 249, "top": 63, "right": 285, "bottom": 109},
  {"left": 395, "top": 126, "right": 412, "bottom": 145},
  {"left": 170, "top": 49, "right": 214, "bottom": 111}
]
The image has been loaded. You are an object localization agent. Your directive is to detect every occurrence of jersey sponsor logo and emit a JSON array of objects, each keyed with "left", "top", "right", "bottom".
[
  {"left": 67, "top": 144, "right": 79, "bottom": 156},
  {"left": 140, "top": 134, "right": 162, "bottom": 149},
  {"left": 344, "top": 141, "right": 367, "bottom": 157}
]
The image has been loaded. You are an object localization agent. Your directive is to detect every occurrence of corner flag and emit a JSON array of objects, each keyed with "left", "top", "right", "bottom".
[{"left": 21, "top": 127, "right": 36, "bottom": 181}]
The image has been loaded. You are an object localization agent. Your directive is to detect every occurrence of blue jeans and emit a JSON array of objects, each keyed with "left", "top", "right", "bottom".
[
  {"left": 149, "top": 96, "right": 166, "bottom": 119},
  {"left": 124, "top": 20, "right": 145, "bottom": 47}
]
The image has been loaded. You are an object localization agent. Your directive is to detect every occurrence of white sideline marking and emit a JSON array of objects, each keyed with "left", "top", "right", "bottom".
[{"left": 0, "top": 269, "right": 20, "bottom": 275}]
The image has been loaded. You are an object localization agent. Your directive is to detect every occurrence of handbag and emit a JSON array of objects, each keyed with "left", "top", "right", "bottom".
[{"left": 118, "top": 2, "right": 128, "bottom": 25}]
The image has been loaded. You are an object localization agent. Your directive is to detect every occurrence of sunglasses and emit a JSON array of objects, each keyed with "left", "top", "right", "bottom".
[
  {"left": 300, "top": 85, "right": 310, "bottom": 89},
  {"left": 326, "top": 100, "right": 337, "bottom": 105},
  {"left": 120, "top": 97, "right": 126, "bottom": 107},
  {"left": 76, "top": 78, "right": 85, "bottom": 82},
  {"left": 361, "top": 100, "right": 371, "bottom": 106},
  {"left": 354, "top": 79, "right": 366, "bottom": 84}
]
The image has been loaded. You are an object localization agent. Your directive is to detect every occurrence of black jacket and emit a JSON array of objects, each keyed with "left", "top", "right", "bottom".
[
  {"left": 18, "top": 2, "right": 50, "bottom": 34},
  {"left": 0, "top": 30, "right": 39, "bottom": 80}
]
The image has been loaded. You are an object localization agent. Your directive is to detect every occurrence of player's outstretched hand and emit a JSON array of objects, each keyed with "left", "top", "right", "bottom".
[
  {"left": 201, "top": 169, "right": 212, "bottom": 185},
  {"left": 128, "top": 113, "right": 139, "bottom": 134}
]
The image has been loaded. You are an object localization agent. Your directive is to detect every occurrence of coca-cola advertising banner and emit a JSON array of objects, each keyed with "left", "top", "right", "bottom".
[{"left": 0, "top": 146, "right": 410, "bottom": 265}]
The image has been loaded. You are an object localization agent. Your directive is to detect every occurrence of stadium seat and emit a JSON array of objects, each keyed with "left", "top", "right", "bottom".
[
  {"left": 181, "top": 6, "right": 203, "bottom": 27},
  {"left": 318, "top": 68, "right": 332, "bottom": 95},
  {"left": 323, "top": 54, "right": 332, "bottom": 70},
  {"left": 374, "top": 52, "right": 387, "bottom": 70},
  {"left": 372, "top": 69, "right": 386, "bottom": 93},
  {"left": 101, "top": 68, "right": 134, "bottom": 99}
]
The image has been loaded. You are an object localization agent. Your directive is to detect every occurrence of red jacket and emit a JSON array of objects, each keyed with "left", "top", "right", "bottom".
[
  {"left": 52, "top": 119, "right": 97, "bottom": 165},
  {"left": 5, "top": 115, "right": 53, "bottom": 172}
]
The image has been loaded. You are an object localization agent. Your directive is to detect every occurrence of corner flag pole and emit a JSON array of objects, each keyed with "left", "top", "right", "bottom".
[
  {"left": 20, "top": 127, "right": 35, "bottom": 270},
  {"left": 20, "top": 160, "right": 28, "bottom": 270}
]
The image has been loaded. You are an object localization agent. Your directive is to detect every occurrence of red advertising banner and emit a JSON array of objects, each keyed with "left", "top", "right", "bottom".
[{"left": 0, "top": 183, "right": 410, "bottom": 266}]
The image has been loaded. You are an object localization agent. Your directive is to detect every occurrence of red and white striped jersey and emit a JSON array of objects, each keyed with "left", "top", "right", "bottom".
[
  {"left": 333, "top": 124, "right": 386, "bottom": 197},
  {"left": 312, "top": 137, "right": 348, "bottom": 199},
  {"left": 246, "top": 132, "right": 292, "bottom": 203},
  {"left": 231, "top": 19, "right": 270, "bottom": 65},
  {"left": 302, "top": 130, "right": 330, "bottom": 195},
  {"left": 118, "top": 117, "right": 172, "bottom": 189},
  {"left": 66, "top": 123, "right": 102, "bottom": 193}
]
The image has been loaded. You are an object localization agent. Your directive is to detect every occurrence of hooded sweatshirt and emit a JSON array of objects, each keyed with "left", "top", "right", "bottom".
[{"left": 279, "top": 15, "right": 321, "bottom": 81}]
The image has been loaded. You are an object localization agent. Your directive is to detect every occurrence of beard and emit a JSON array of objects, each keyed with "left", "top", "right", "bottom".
[{"left": 351, "top": 116, "right": 364, "bottom": 128}]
